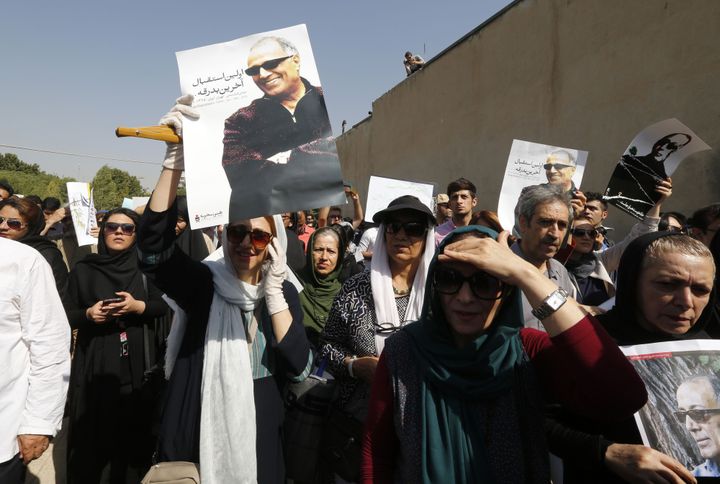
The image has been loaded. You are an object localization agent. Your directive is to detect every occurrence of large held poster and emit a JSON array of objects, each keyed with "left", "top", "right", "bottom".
[
  {"left": 622, "top": 340, "right": 720, "bottom": 477},
  {"left": 604, "top": 119, "right": 711, "bottom": 220},
  {"left": 66, "top": 182, "right": 97, "bottom": 246},
  {"left": 497, "top": 139, "right": 588, "bottom": 232},
  {"left": 364, "top": 175, "right": 435, "bottom": 222},
  {"left": 176, "top": 24, "right": 345, "bottom": 228}
]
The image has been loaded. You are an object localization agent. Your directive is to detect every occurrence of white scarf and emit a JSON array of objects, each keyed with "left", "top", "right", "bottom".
[
  {"left": 371, "top": 222, "right": 435, "bottom": 354},
  {"left": 163, "top": 214, "right": 296, "bottom": 484}
]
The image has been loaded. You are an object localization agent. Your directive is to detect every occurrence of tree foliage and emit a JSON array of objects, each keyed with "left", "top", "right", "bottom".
[
  {"left": 0, "top": 153, "right": 41, "bottom": 174},
  {"left": 0, "top": 152, "right": 75, "bottom": 202},
  {"left": 91, "top": 165, "right": 146, "bottom": 210}
]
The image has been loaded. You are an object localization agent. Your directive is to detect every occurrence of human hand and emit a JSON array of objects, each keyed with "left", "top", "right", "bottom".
[
  {"left": 86, "top": 300, "right": 110, "bottom": 323},
  {"left": 159, "top": 94, "right": 200, "bottom": 171},
  {"left": 571, "top": 190, "right": 587, "bottom": 218},
  {"left": 17, "top": 434, "right": 50, "bottom": 465},
  {"left": 104, "top": 291, "right": 145, "bottom": 317},
  {"left": 604, "top": 443, "right": 695, "bottom": 484},
  {"left": 439, "top": 231, "right": 531, "bottom": 286},
  {"left": 654, "top": 177, "right": 673, "bottom": 204},
  {"left": 48, "top": 207, "right": 67, "bottom": 225},
  {"left": 89, "top": 226, "right": 100, "bottom": 238},
  {"left": 263, "top": 238, "right": 289, "bottom": 315},
  {"left": 349, "top": 356, "right": 379, "bottom": 384}
]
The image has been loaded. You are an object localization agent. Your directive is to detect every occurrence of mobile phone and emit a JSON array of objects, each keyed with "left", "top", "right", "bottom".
[{"left": 102, "top": 297, "right": 123, "bottom": 305}]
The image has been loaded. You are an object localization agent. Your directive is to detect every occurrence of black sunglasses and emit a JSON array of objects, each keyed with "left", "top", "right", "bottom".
[
  {"left": 226, "top": 224, "right": 273, "bottom": 250},
  {"left": 105, "top": 222, "right": 136, "bottom": 235},
  {"left": 0, "top": 216, "right": 26, "bottom": 230},
  {"left": 385, "top": 221, "right": 428, "bottom": 239},
  {"left": 572, "top": 228, "right": 598, "bottom": 238},
  {"left": 434, "top": 266, "right": 505, "bottom": 300},
  {"left": 374, "top": 321, "right": 411, "bottom": 335},
  {"left": 544, "top": 163, "right": 574, "bottom": 171},
  {"left": 674, "top": 409, "right": 720, "bottom": 424},
  {"left": 245, "top": 55, "right": 293, "bottom": 76}
]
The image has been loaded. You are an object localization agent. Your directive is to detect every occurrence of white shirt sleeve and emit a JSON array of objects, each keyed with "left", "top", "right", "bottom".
[{"left": 17, "top": 255, "right": 71, "bottom": 436}]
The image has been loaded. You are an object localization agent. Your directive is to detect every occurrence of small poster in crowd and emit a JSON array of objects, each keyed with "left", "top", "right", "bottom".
[
  {"left": 364, "top": 175, "right": 435, "bottom": 222},
  {"left": 175, "top": 24, "right": 345, "bottom": 228},
  {"left": 604, "top": 118, "right": 711, "bottom": 220},
  {"left": 621, "top": 340, "right": 720, "bottom": 477},
  {"left": 497, "top": 139, "right": 588, "bottom": 231},
  {"left": 66, "top": 182, "right": 98, "bottom": 247}
]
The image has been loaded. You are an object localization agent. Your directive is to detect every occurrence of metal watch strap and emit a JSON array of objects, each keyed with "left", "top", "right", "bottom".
[{"left": 531, "top": 288, "right": 569, "bottom": 320}]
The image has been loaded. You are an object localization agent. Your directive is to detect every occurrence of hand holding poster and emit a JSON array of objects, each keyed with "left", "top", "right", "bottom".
[
  {"left": 622, "top": 340, "right": 720, "bottom": 478},
  {"left": 176, "top": 24, "right": 345, "bottom": 228},
  {"left": 364, "top": 175, "right": 435, "bottom": 222},
  {"left": 497, "top": 139, "right": 588, "bottom": 231},
  {"left": 604, "top": 119, "right": 711, "bottom": 220},
  {"left": 66, "top": 182, "right": 98, "bottom": 246}
]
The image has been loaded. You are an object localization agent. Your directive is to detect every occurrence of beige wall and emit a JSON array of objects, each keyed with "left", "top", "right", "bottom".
[{"left": 337, "top": 0, "right": 720, "bottom": 234}]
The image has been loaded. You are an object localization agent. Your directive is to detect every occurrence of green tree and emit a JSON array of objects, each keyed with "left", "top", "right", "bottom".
[
  {"left": 0, "top": 153, "right": 41, "bottom": 174},
  {"left": 0, "top": 170, "right": 75, "bottom": 203},
  {"left": 91, "top": 165, "right": 146, "bottom": 210}
]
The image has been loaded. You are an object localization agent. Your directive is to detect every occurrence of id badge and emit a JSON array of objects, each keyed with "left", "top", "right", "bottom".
[{"left": 120, "top": 332, "right": 129, "bottom": 357}]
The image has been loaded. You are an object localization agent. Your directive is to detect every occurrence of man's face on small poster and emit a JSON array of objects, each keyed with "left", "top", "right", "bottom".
[
  {"left": 677, "top": 377, "right": 720, "bottom": 462},
  {"left": 650, "top": 133, "right": 691, "bottom": 163},
  {"left": 544, "top": 150, "right": 576, "bottom": 190},
  {"left": 246, "top": 39, "right": 302, "bottom": 99}
]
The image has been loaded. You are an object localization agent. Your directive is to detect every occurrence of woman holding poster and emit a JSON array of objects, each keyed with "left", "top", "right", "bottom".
[
  {"left": 136, "top": 100, "right": 312, "bottom": 484},
  {"left": 548, "top": 231, "right": 716, "bottom": 483}
]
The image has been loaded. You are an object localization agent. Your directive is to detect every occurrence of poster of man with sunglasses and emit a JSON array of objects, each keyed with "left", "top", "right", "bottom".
[
  {"left": 604, "top": 118, "right": 710, "bottom": 221},
  {"left": 622, "top": 340, "right": 720, "bottom": 477},
  {"left": 497, "top": 139, "right": 588, "bottom": 233},
  {"left": 175, "top": 24, "right": 344, "bottom": 228}
]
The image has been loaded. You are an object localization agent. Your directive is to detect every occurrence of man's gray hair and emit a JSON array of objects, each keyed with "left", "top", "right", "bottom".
[
  {"left": 517, "top": 184, "right": 573, "bottom": 224},
  {"left": 679, "top": 374, "right": 720, "bottom": 403},
  {"left": 249, "top": 36, "right": 299, "bottom": 57}
]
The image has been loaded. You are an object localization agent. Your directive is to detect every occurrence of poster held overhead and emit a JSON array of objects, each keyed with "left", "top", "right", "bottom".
[
  {"left": 497, "top": 139, "right": 588, "bottom": 232},
  {"left": 66, "top": 182, "right": 98, "bottom": 247},
  {"left": 364, "top": 176, "right": 435, "bottom": 222},
  {"left": 621, "top": 340, "right": 720, "bottom": 477},
  {"left": 604, "top": 119, "right": 711, "bottom": 220},
  {"left": 176, "top": 24, "right": 345, "bottom": 228}
]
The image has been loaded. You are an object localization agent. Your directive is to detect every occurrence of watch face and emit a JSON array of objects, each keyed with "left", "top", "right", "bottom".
[{"left": 546, "top": 291, "right": 566, "bottom": 309}]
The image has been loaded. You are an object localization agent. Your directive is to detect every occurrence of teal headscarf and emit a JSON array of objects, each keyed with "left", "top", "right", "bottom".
[{"left": 403, "top": 225, "right": 525, "bottom": 484}]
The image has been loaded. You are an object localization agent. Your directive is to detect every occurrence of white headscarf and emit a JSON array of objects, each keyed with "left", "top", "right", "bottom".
[
  {"left": 370, "top": 222, "right": 435, "bottom": 354},
  {"left": 164, "top": 214, "right": 297, "bottom": 484}
]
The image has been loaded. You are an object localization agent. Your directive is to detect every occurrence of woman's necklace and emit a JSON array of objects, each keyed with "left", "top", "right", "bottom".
[{"left": 392, "top": 285, "right": 411, "bottom": 296}]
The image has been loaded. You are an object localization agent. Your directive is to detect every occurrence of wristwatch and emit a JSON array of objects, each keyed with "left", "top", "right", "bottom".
[{"left": 531, "top": 288, "right": 569, "bottom": 320}]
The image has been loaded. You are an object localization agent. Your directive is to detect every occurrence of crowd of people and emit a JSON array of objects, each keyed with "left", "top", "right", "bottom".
[{"left": 1, "top": 107, "right": 720, "bottom": 484}]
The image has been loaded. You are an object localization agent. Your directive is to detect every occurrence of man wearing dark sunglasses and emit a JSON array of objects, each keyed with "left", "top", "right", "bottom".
[
  {"left": 221, "top": 35, "right": 339, "bottom": 220},
  {"left": 677, "top": 375, "right": 720, "bottom": 477},
  {"left": 605, "top": 133, "right": 691, "bottom": 219}
]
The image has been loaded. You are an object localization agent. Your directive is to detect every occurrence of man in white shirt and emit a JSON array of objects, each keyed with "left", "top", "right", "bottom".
[{"left": 0, "top": 237, "right": 70, "bottom": 483}]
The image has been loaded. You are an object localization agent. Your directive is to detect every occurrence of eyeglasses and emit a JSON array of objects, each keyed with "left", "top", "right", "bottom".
[
  {"left": 667, "top": 225, "right": 687, "bottom": 234},
  {"left": 226, "top": 224, "right": 273, "bottom": 250},
  {"left": 572, "top": 228, "right": 598, "bottom": 238},
  {"left": 544, "top": 163, "right": 574, "bottom": 171},
  {"left": 434, "top": 266, "right": 505, "bottom": 300},
  {"left": 0, "top": 216, "right": 26, "bottom": 230},
  {"left": 245, "top": 55, "right": 293, "bottom": 76},
  {"left": 385, "top": 221, "right": 428, "bottom": 239},
  {"left": 374, "top": 321, "right": 411, "bottom": 335},
  {"left": 674, "top": 409, "right": 720, "bottom": 424},
  {"left": 105, "top": 222, "right": 136, "bottom": 235}
]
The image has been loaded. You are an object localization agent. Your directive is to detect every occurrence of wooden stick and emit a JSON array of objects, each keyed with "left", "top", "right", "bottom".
[{"left": 115, "top": 125, "right": 181, "bottom": 144}]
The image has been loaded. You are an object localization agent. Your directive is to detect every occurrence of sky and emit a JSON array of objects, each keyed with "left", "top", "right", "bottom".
[{"left": 0, "top": 1, "right": 513, "bottom": 189}]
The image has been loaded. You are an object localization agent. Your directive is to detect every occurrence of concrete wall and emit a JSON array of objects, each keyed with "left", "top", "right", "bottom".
[{"left": 336, "top": 0, "right": 720, "bottom": 234}]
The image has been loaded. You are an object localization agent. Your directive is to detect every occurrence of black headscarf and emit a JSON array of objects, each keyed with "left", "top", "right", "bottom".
[
  {"left": 597, "top": 231, "right": 716, "bottom": 344},
  {"left": 173, "top": 195, "right": 212, "bottom": 261},
  {"left": 66, "top": 208, "right": 145, "bottom": 308}
]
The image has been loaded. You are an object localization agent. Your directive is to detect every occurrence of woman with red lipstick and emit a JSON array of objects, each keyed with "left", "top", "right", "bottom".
[
  {"left": 362, "top": 225, "right": 648, "bottom": 483},
  {"left": 0, "top": 196, "right": 67, "bottom": 294},
  {"left": 135, "top": 97, "right": 312, "bottom": 483},
  {"left": 548, "top": 232, "right": 715, "bottom": 483},
  {"left": 63, "top": 207, "right": 169, "bottom": 483},
  {"left": 319, "top": 195, "right": 436, "bottom": 481}
]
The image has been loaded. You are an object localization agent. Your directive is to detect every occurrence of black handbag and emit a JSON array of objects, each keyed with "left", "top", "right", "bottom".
[{"left": 321, "top": 406, "right": 364, "bottom": 482}]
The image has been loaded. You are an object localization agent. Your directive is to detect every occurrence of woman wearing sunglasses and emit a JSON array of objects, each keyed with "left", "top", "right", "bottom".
[
  {"left": 547, "top": 231, "right": 716, "bottom": 483},
  {"left": 135, "top": 100, "right": 312, "bottom": 484},
  {"left": 62, "top": 208, "right": 169, "bottom": 483},
  {"left": 319, "top": 195, "right": 436, "bottom": 481},
  {"left": 362, "top": 226, "right": 648, "bottom": 483},
  {"left": 566, "top": 179, "right": 672, "bottom": 307},
  {"left": 0, "top": 196, "right": 68, "bottom": 294}
]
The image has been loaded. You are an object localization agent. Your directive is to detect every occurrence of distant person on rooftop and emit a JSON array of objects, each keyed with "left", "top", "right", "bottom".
[{"left": 403, "top": 51, "right": 425, "bottom": 76}]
